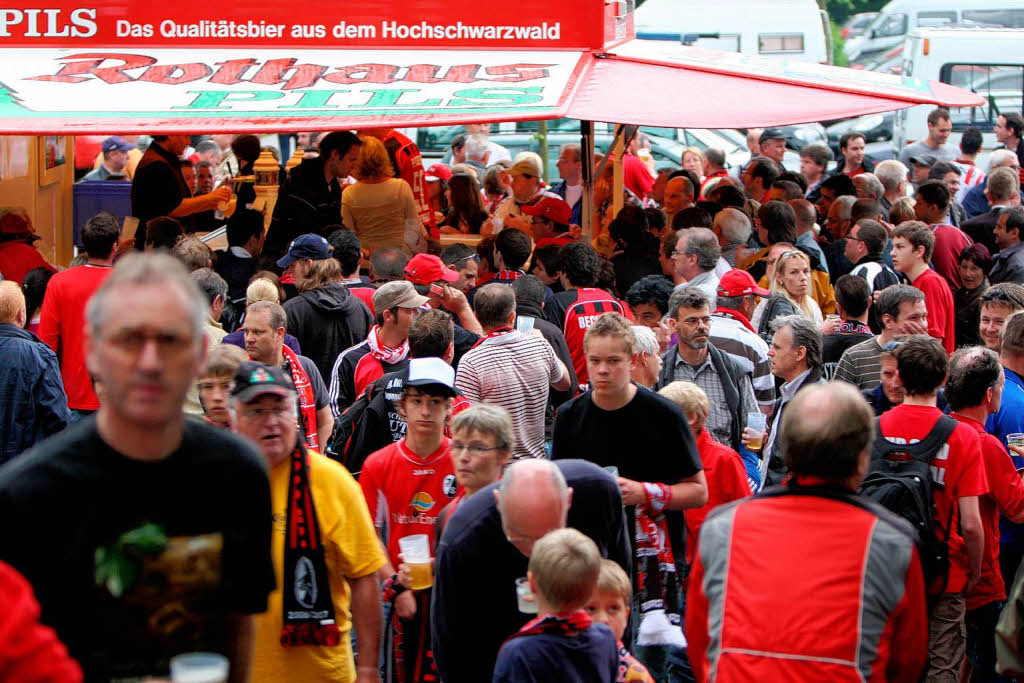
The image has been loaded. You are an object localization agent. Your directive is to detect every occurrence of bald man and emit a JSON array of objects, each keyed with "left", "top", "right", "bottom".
[
  {"left": 432, "top": 459, "right": 630, "bottom": 683},
  {"left": 0, "top": 281, "right": 69, "bottom": 463}
]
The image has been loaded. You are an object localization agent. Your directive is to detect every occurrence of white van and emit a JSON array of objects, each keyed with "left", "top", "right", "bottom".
[
  {"left": 844, "top": 0, "right": 1024, "bottom": 64},
  {"left": 894, "top": 27, "right": 1024, "bottom": 158},
  {"left": 634, "top": 0, "right": 831, "bottom": 65}
]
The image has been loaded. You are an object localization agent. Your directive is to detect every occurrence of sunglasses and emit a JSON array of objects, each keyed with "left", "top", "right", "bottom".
[{"left": 449, "top": 253, "right": 480, "bottom": 266}]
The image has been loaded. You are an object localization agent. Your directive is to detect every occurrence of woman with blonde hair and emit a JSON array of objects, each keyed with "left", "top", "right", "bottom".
[
  {"left": 341, "top": 136, "right": 425, "bottom": 251},
  {"left": 681, "top": 146, "right": 706, "bottom": 184},
  {"left": 751, "top": 247, "right": 823, "bottom": 339}
]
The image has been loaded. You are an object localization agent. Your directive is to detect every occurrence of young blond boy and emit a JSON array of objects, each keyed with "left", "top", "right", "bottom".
[
  {"left": 586, "top": 560, "right": 656, "bottom": 683},
  {"left": 493, "top": 529, "right": 618, "bottom": 683}
]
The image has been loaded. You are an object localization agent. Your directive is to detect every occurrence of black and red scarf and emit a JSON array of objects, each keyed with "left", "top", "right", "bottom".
[
  {"left": 470, "top": 325, "right": 516, "bottom": 350},
  {"left": 492, "top": 269, "right": 525, "bottom": 282},
  {"left": 280, "top": 440, "right": 340, "bottom": 647},
  {"left": 504, "top": 610, "right": 594, "bottom": 644}
]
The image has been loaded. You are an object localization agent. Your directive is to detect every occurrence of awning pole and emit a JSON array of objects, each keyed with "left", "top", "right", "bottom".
[{"left": 581, "top": 120, "right": 595, "bottom": 240}]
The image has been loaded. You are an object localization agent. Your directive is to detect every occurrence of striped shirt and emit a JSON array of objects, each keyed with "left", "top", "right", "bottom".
[
  {"left": 834, "top": 336, "right": 883, "bottom": 390},
  {"left": 710, "top": 314, "right": 776, "bottom": 408},
  {"left": 455, "top": 330, "right": 564, "bottom": 460}
]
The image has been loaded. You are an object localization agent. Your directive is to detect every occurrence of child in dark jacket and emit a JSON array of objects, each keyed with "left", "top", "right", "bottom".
[{"left": 492, "top": 528, "right": 618, "bottom": 683}]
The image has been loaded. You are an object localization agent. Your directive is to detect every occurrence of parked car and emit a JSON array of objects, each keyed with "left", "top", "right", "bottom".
[
  {"left": 826, "top": 112, "right": 895, "bottom": 157},
  {"left": 842, "top": 12, "right": 878, "bottom": 40}
]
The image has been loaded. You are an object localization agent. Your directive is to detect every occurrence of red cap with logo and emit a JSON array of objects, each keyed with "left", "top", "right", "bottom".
[
  {"left": 717, "top": 269, "right": 770, "bottom": 298},
  {"left": 520, "top": 196, "right": 572, "bottom": 226},
  {"left": 425, "top": 163, "right": 453, "bottom": 182},
  {"left": 404, "top": 253, "right": 459, "bottom": 285}
]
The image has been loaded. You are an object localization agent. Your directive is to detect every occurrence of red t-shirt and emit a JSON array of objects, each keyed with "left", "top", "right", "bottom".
[
  {"left": 622, "top": 153, "right": 654, "bottom": 200},
  {"left": 37, "top": 264, "right": 112, "bottom": 410},
  {"left": 954, "top": 413, "right": 1024, "bottom": 610},
  {"left": 929, "top": 223, "right": 973, "bottom": 291},
  {"left": 359, "top": 437, "right": 457, "bottom": 568},
  {"left": 880, "top": 404, "right": 987, "bottom": 594},
  {"left": 912, "top": 268, "right": 956, "bottom": 354},
  {"left": 684, "top": 429, "right": 750, "bottom": 563}
]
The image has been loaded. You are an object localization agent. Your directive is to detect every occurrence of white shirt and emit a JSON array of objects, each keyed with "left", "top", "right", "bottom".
[{"left": 564, "top": 183, "right": 583, "bottom": 209}]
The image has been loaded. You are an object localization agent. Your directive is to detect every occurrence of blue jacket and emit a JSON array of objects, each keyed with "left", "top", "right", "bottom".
[
  {"left": 493, "top": 622, "right": 618, "bottom": 683},
  {"left": 0, "top": 323, "right": 70, "bottom": 464}
]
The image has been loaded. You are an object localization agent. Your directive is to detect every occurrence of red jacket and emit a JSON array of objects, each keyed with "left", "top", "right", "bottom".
[
  {"left": 684, "top": 429, "right": 750, "bottom": 564},
  {"left": 0, "top": 560, "right": 82, "bottom": 682},
  {"left": 686, "top": 481, "right": 927, "bottom": 682}
]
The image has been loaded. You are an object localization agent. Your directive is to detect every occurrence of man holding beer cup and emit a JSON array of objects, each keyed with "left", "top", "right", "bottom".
[
  {"left": 359, "top": 357, "right": 459, "bottom": 682},
  {"left": 230, "top": 361, "right": 386, "bottom": 683}
]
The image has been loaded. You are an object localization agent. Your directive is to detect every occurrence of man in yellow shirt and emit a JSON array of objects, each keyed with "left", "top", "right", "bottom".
[{"left": 231, "top": 360, "right": 386, "bottom": 682}]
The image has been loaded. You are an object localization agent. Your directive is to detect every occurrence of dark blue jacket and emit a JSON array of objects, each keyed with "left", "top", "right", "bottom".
[
  {"left": 493, "top": 622, "right": 618, "bottom": 683},
  {"left": 0, "top": 323, "right": 69, "bottom": 463},
  {"left": 550, "top": 180, "right": 583, "bottom": 226}
]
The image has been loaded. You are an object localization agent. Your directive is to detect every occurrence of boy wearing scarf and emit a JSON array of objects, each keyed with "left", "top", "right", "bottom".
[
  {"left": 231, "top": 361, "right": 386, "bottom": 683},
  {"left": 494, "top": 528, "right": 618, "bottom": 682},
  {"left": 359, "top": 357, "right": 459, "bottom": 683}
]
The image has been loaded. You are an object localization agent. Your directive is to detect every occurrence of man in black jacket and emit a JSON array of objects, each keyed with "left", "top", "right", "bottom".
[
  {"left": 655, "top": 286, "right": 758, "bottom": 454},
  {"left": 279, "top": 234, "right": 372, "bottom": 382},
  {"left": 264, "top": 131, "right": 361, "bottom": 259},
  {"left": 432, "top": 459, "right": 631, "bottom": 683},
  {"left": 0, "top": 281, "right": 69, "bottom": 464}
]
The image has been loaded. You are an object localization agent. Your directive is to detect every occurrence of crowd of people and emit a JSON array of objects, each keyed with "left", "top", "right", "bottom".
[{"left": 4, "top": 109, "right": 1024, "bottom": 682}]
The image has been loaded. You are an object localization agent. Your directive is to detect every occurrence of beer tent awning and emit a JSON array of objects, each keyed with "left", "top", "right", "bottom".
[{"left": 0, "top": 0, "right": 983, "bottom": 133}]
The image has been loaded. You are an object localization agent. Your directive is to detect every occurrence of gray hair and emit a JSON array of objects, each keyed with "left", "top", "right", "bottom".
[
  {"left": 631, "top": 325, "right": 659, "bottom": 356},
  {"left": 771, "top": 314, "right": 823, "bottom": 369},
  {"left": 473, "top": 283, "right": 516, "bottom": 330},
  {"left": 682, "top": 227, "right": 721, "bottom": 271},
  {"left": 561, "top": 143, "right": 581, "bottom": 162},
  {"left": 452, "top": 404, "right": 516, "bottom": 452},
  {"left": 465, "top": 133, "right": 490, "bottom": 162},
  {"left": 668, "top": 286, "right": 710, "bottom": 318},
  {"left": 715, "top": 208, "right": 752, "bottom": 245},
  {"left": 990, "top": 149, "right": 1018, "bottom": 171},
  {"left": 191, "top": 267, "right": 228, "bottom": 306},
  {"left": 853, "top": 173, "right": 885, "bottom": 200},
  {"left": 87, "top": 252, "right": 206, "bottom": 341},
  {"left": 247, "top": 300, "right": 287, "bottom": 331},
  {"left": 989, "top": 167, "right": 1021, "bottom": 202},
  {"left": 833, "top": 195, "right": 857, "bottom": 221},
  {"left": 498, "top": 459, "right": 569, "bottom": 516},
  {"left": 874, "top": 159, "right": 908, "bottom": 193}
]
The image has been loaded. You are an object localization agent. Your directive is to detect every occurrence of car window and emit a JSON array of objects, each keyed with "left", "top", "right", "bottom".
[
  {"left": 873, "top": 13, "right": 908, "bottom": 38},
  {"left": 940, "top": 63, "right": 1024, "bottom": 131},
  {"left": 916, "top": 11, "right": 956, "bottom": 27},
  {"left": 962, "top": 9, "right": 1024, "bottom": 28}
]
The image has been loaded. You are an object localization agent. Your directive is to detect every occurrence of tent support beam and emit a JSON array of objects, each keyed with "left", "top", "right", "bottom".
[{"left": 581, "top": 120, "right": 595, "bottom": 239}]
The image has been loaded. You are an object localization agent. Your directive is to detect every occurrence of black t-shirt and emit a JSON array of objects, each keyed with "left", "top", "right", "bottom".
[
  {"left": 551, "top": 385, "right": 702, "bottom": 569},
  {"left": 431, "top": 459, "right": 631, "bottom": 683},
  {"left": 131, "top": 142, "right": 191, "bottom": 247},
  {"left": 0, "top": 417, "right": 274, "bottom": 680}
]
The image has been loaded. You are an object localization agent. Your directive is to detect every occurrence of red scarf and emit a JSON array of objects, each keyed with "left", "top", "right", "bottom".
[
  {"left": 713, "top": 306, "right": 756, "bottom": 334},
  {"left": 493, "top": 269, "right": 524, "bottom": 282},
  {"left": 281, "top": 344, "right": 319, "bottom": 451},
  {"left": 471, "top": 326, "right": 516, "bottom": 349},
  {"left": 505, "top": 610, "right": 593, "bottom": 643},
  {"left": 365, "top": 324, "right": 410, "bottom": 365}
]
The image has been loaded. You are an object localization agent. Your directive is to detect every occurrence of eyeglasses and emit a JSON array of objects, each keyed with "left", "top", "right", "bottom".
[
  {"left": 451, "top": 442, "right": 503, "bottom": 455},
  {"left": 238, "top": 406, "right": 295, "bottom": 420},
  {"left": 449, "top": 253, "right": 480, "bottom": 266},
  {"left": 104, "top": 330, "right": 195, "bottom": 357}
]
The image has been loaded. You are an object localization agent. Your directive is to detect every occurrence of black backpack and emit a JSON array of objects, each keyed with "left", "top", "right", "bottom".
[
  {"left": 756, "top": 295, "right": 800, "bottom": 344},
  {"left": 324, "top": 382, "right": 378, "bottom": 474},
  {"left": 858, "top": 415, "right": 957, "bottom": 588}
]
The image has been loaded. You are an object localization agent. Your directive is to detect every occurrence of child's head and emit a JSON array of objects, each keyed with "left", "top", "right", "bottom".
[
  {"left": 528, "top": 528, "right": 602, "bottom": 614},
  {"left": 585, "top": 559, "right": 632, "bottom": 640}
]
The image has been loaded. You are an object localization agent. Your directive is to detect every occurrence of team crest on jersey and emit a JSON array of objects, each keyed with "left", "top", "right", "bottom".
[
  {"left": 410, "top": 491, "right": 435, "bottom": 512},
  {"left": 442, "top": 474, "right": 457, "bottom": 498}
]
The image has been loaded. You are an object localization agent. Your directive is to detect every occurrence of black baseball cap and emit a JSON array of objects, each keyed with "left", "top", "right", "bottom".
[
  {"left": 759, "top": 128, "right": 786, "bottom": 144},
  {"left": 231, "top": 361, "right": 295, "bottom": 403}
]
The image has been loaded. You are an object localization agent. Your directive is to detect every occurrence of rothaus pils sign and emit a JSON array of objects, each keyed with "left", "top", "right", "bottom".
[
  {"left": 0, "top": 0, "right": 611, "bottom": 48},
  {"left": 0, "top": 49, "right": 583, "bottom": 129}
]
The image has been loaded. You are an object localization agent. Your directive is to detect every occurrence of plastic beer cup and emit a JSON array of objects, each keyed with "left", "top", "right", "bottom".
[{"left": 399, "top": 534, "right": 433, "bottom": 590}]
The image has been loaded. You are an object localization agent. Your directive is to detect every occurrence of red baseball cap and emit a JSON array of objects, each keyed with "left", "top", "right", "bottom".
[
  {"left": 717, "top": 269, "right": 770, "bottom": 298},
  {"left": 0, "top": 210, "right": 38, "bottom": 240},
  {"left": 425, "top": 163, "right": 453, "bottom": 182},
  {"left": 520, "top": 196, "right": 572, "bottom": 226},
  {"left": 404, "top": 253, "right": 459, "bottom": 285}
]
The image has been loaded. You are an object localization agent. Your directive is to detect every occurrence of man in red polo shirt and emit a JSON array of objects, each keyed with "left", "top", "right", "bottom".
[
  {"left": 891, "top": 222, "right": 956, "bottom": 354},
  {"left": 38, "top": 213, "right": 119, "bottom": 419},
  {"left": 914, "top": 180, "right": 973, "bottom": 289},
  {"left": 946, "top": 346, "right": 1024, "bottom": 680}
]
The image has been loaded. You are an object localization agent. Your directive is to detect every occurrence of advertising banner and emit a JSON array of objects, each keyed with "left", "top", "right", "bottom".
[{"left": 0, "top": 48, "right": 585, "bottom": 132}]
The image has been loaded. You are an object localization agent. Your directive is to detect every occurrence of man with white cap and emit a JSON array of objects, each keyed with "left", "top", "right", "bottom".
[
  {"left": 359, "top": 356, "right": 459, "bottom": 682},
  {"left": 487, "top": 154, "right": 562, "bottom": 234}
]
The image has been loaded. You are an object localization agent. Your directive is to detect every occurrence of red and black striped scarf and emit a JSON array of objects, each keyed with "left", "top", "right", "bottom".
[
  {"left": 505, "top": 609, "right": 593, "bottom": 643},
  {"left": 280, "top": 440, "right": 340, "bottom": 647}
]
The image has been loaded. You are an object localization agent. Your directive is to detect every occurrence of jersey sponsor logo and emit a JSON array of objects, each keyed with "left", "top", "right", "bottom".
[
  {"left": 577, "top": 313, "right": 601, "bottom": 329},
  {"left": 412, "top": 468, "right": 435, "bottom": 476},
  {"left": 410, "top": 491, "right": 435, "bottom": 512},
  {"left": 442, "top": 474, "right": 457, "bottom": 498}
]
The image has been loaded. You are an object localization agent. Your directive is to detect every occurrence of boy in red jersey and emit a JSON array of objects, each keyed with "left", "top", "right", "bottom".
[{"left": 360, "top": 357, "right": 458, "bottom": 682}]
